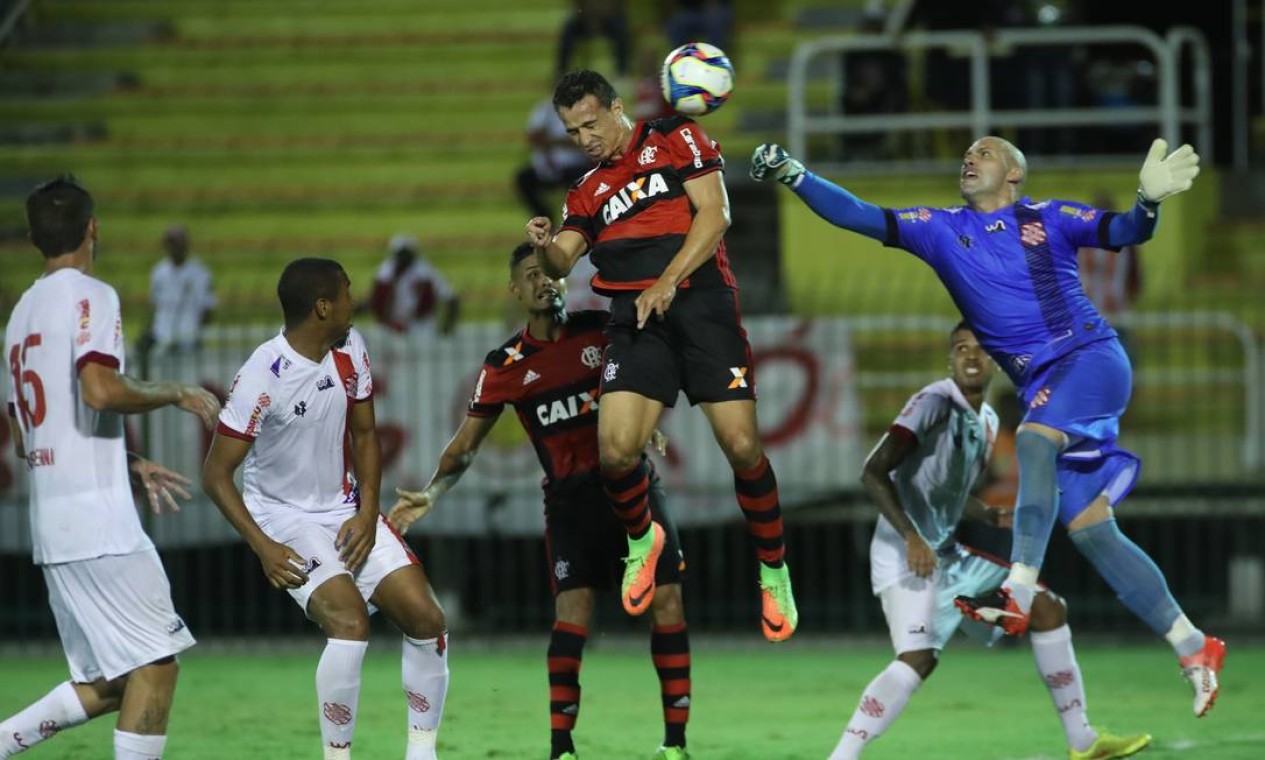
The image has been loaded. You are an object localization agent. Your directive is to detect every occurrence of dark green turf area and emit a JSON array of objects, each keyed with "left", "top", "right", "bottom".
[{"left": 2, "top": 638, "right": 1261, "bottom": 758}]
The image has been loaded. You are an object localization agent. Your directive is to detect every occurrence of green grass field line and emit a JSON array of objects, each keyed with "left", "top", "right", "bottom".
[{"left": 1, "top": 642, "right": 1259, "bottom": 758}]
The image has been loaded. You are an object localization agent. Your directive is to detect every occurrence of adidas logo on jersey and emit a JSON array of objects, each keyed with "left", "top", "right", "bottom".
[
  {"left": 535, "top": 390, "right": 598, "bottom": 426},
  {"left": 600, "top": 172, "right": 670, "bottom": 225},
  {"left": 523, "top": 369, "right": 541, "bottom": 385},
  {"left": 594, "top": 182, "right": 610, "bottom": 196}
]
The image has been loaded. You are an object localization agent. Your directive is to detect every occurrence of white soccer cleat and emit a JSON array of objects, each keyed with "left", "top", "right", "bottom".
[{"left": 1179, "top": 635, "right": 1226, "bottom": 717}]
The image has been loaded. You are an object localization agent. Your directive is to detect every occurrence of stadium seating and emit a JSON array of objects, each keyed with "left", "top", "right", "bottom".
[{"left": 0, "top": 0, "right": 844, "bottom": 324}]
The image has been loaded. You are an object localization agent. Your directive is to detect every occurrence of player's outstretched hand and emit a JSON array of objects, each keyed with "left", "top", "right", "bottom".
[
  {"left": 177, "top": 385, "right": 221, "bottom": 431},
  {"left": 749, "top": 143, "right": 806, "bottom": 186},
  {"left": 525, "top": 216, "right": 553, "bottom": 248},
  {"left": 648, "top": 429, "right": 669, "bottom": 456},
  {"left": 336, "top": 510, "right": 377, "bottom": 572},
  {"left": 1138, "top": 138, "right": 1200, "bottom": 203},
  {"left": 388, "top": 487, "right": 435, "bottom": 533},
  {"left": 635, "top": 278, "right": 677, "bottom": 329},
  {"left": 130, "top": 457, "right": 193, "bottom": 515},
  {"left": 905, "top": 534, "right": 936, "bottom": 578},
  {"left": 257, "top": 540, "right": 309, "bottom": 590}
]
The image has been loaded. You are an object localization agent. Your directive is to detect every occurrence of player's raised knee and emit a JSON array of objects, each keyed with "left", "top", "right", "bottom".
[
  {"left": 715, "top": 428, "right": 762, "bottom": 472},
  {"left": 598, "top": 437, "right": 643, "bottom": 475},
  {"left": 1029, "top": 590, "right": 1068, "bottom": 632}
]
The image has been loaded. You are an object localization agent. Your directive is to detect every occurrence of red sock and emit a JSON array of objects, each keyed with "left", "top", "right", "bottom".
[
  {"left": 652, "top": 623, "right": 691, "bottom": 748},
  {"left": 603, "top": 460, "right": 652, "bottom": 538},
  {"left": 734, "top": 455, "right": 785, "bottom": 566},
  {"left": 548, "top": 622, "right": 587, "bottom": 758}
]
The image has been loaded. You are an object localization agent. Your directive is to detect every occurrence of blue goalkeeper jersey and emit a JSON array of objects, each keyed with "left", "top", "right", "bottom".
[
  {"left": 789, "top": 170, "right": 1160, "bottom": 389},
  {"left": 885, "top": 198, "right": 1125, "bottom": 385}
]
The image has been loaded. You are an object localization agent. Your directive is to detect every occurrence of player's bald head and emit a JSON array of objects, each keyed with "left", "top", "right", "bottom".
[{"left": 979, "top": 136, "right": 1027, "bottom": 186}]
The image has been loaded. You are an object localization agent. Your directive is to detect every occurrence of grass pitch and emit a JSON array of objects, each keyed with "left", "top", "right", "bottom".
[{"left": 2, "top": 637, "right": 1261, "bottom": 759}]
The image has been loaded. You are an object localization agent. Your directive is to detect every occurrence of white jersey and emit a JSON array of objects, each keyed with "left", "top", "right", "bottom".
[
  {"left": 874, "top": 379, "right": 998, "bottom": 556},
  {"left": 5, "top": 269, "right": 151, "bottom": 564},
  {"left": 149, "top": 256, "right": 216, "bottom": 351},
  {"left": 218, "top": 327, "right": 373, "bottom": 520}
]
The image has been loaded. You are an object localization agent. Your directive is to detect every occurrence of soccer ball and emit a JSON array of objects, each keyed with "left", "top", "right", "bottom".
[{"left": 660, "top": 42, "right": 735, "bottom": 116}]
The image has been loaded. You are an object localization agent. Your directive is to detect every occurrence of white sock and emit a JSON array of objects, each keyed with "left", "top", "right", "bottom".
[
  {"left": 0, "top": 681, "right": 89, "bottom": 756},
  {"left": 1030, "top": 625, "right": 1097, "bottom": 753},
  {"left": 829, "top": 660, "right": 923, "bottom": 760},
  {"left": 113, "top": 730, "right": 166, "bottom": 760},
  {"left": 1164, "top": 614, "right": 1206, "bottom": 659},
  {"left": 403, "top": 633, "right": 449, "bottom": 760},
  {"left": 1004, "top": 564, "right": 1040, "bottom": 614},
  {"left": 317, "top": 639, "right": 368, "bottom": 756}
]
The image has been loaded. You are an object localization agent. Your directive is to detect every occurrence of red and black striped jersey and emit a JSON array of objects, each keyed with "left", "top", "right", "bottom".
[
  {"left": 466, "top": 311, "right": 608, "bottom": 491},
  {"left": 560, "top": 116, "right": 737, "bottom": 295}
]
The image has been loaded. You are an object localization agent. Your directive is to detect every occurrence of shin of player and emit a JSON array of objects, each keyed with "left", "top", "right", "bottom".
[
  {"left": 202, "top": 259, "right": 447, "bottom": 760},
  {"left": 390, "top": 245, "right": 692, "bottom": 759},
  {"left": 2, "top": 176, "right": 220, "bottom": 760},
  {"left": 527, "top": 69, "right": 796, "bottom": 641}
]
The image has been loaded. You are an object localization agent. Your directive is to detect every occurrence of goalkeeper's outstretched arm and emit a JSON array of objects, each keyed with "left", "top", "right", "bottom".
[{"left": 749, "top": 143, "right": 887, "bottom": 241}]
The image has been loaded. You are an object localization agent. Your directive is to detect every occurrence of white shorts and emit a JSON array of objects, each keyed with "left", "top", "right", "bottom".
[
  {"left": 44, "top": 549, "right": 195, "bottom": 683},
  {"left": 257, "top": 510, "right": 418, "bottom": 616},
  {"left": 874, "top": 540, "right": 1009, "bottom": 655}
]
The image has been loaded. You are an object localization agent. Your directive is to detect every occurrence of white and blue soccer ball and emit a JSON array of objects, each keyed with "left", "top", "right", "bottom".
[{"left": 660, "top": 42, "right": 735, "bottom": 116}]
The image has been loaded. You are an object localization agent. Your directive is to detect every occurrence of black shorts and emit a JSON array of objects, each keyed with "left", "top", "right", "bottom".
[
  {"left": 602, "top": 288, "right": 755, "bottom": 407},
  {"left": 544, "top": 472, "right": 684, "bottom": 596}
]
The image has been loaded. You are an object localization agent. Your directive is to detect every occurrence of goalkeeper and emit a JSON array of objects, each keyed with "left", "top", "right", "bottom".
[{"left": 751, "top": 136, "right": 1224, "bottom": 718}]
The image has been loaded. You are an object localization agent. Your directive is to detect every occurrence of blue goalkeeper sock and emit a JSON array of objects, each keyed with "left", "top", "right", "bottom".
[
  {"left": 1010, "top": 429, "right": 1061, "bottom": 569},
  {"left": 1068, "top": 518, "right": 1197, "bottom": 650}
]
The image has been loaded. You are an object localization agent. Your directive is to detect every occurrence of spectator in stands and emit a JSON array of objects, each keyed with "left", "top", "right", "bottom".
[
  {"left": 663, "top": 0, "right": 734, "bottom": 53},
  {"left": 557, "top": 0, "right": 631, "bottom": 78},
  {"left": 1078, "top": 191, "right": 1142, "bottom": 361},
  {"left": 369, "top": 234, "right": 459, "bottom": 341},
  {"left": 144, "top": 224, "right": 216, "bottom": 355},
  {"left": 515, "top": 96, "right": 591, "bottom": 223},
  {"left": 839, "top": 10, "right": 907, "bottom": 160}
]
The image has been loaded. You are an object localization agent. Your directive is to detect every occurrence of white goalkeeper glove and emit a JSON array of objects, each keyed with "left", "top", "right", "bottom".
[
  {"left": 1138, "top": 138, "right": 1200, "bottom": 204},
  {"left": 750, "top": 143, "right": 806, "bottom": 187}
]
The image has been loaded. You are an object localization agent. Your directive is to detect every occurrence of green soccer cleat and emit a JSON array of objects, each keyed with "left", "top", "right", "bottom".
[
  {"left": 652, "top": 746, "right": 690, "bottom": 760},
  {"left": 621, "top": 521, "right": 665, "bottom": 616},
  {"left": 1068, "top": 729, "right": 1152, "bottom": 760},
  {"left": 759, "top": 561, "right": 799, "bottom": 642},
  {"left": 555, "top": 753, "right": 579, "bottom": 760}
]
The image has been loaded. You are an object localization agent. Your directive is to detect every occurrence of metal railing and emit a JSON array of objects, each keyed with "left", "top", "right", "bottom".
[{"left": 787, "top": 25, "right": 1213, "bottom": 171}]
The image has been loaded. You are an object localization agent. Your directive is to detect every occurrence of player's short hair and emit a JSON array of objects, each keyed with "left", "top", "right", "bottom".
[
  {"left": 26, "top": 174, "right": 94, "bottom": 259},
  {"left": 949, "top": 319, "right": 973, "bottom": 344},
  {"left": 509, "top": 242, "right": 536, "bottom": 274},
  {"left": 553, "top": 69, "right": 618, "bottom": 111},
  {"left": 277, "top": 258, "right": 347, "bottom": 327}
]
